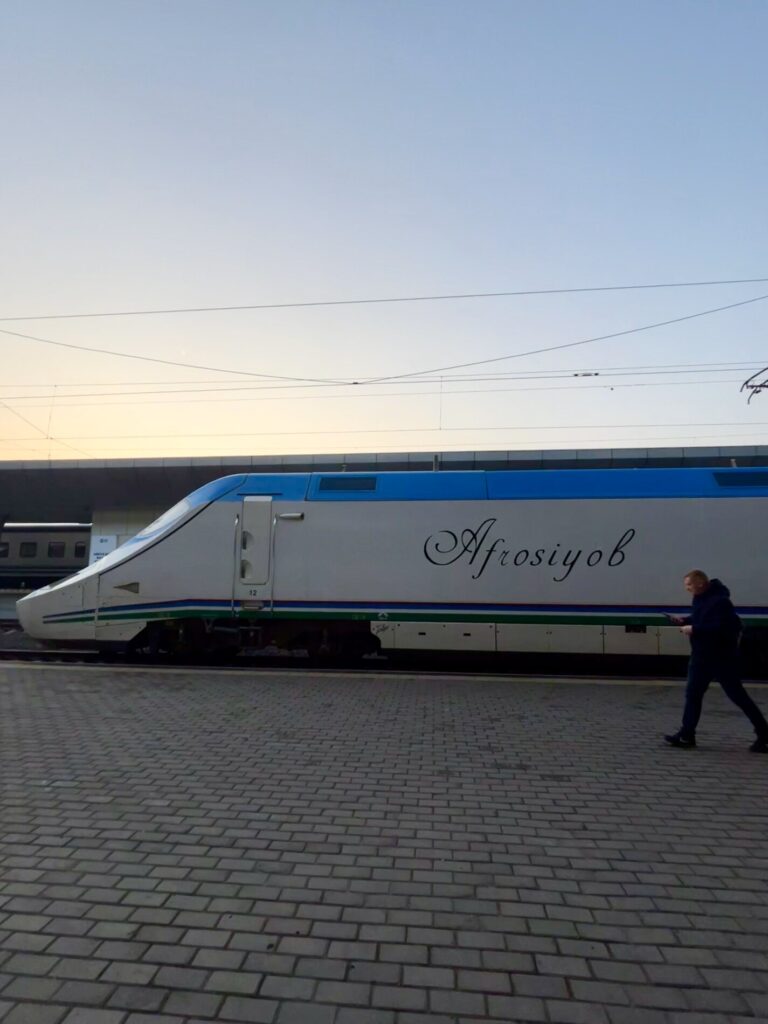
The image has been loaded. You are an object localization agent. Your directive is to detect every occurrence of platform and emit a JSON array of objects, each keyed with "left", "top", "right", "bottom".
[{"left": 0, "top": 665, "right": 767, "bottom": 1023}]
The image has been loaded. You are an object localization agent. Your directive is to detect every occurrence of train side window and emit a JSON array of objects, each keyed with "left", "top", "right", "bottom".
[
  {"left": 318, "top": 476, "right": 377, "bottom": 491},
  {"left": 20, "top": 542, "right": 37, "bottom": 558},
  {"left": 75, "top": 542, "right": 87, "bottom": 558},
  {"left": 48, "top": 542, "right": 66, "bottom": 558},
  {"left": 0, "top": 542, "right": 8, "bottom": 558}
]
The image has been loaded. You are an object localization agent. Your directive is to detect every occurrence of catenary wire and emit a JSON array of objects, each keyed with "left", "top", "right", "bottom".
[
  {"left": 0, "top": 360, "right": 761, "bottom": 389},
  {"left": 7, "top": 416, "right": 768, "bottom": 441},
  {"left": 0, "top": 326, "right": 351, "bottom": 385},
  {"left": 7, "top": 430, "right": 768, "bottom": 458},
  {"left": 2, "top": 290, "right": 767, "bottom": 386},
  {"left": 2, "top": 276, "right": 768, "bottom": 322},
  {"left": 361, "top": 293, "right": 768, "bottom": 383},
  {"left": 0, "top": 377, "right": 751, "bottom": 410},
  {"left": 1, "top": 365, "right": 763, "bottom": 404}
]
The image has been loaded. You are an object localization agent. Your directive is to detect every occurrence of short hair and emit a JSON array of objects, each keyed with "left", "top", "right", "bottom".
[{"left": 684, "top": 569, "right": 709, "bottom": 584}]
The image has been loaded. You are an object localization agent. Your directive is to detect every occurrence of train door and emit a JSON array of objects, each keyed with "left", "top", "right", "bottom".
[{"left": 237, "top": 497, "right": 273, "bottom": 594}]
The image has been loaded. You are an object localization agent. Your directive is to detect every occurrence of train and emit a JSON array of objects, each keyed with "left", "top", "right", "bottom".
[
  {"left": 15, "top": 467, "right": 768, "bottom": 669},
  {"left": 0, "top": 523, "right": 90, "bottom": 590}
]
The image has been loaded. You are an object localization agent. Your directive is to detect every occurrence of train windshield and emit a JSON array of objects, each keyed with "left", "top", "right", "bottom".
[
  {"left": 134, "top": 497, "right": 193, "bottom": 541},
  {"left": 43, "top": 474, "right": 246, "bottom": 590}
]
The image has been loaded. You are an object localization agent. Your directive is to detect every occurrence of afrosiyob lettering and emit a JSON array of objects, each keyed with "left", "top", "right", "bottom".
[{"left": 423, "top": 518, "right": 636, "bottom": 582}]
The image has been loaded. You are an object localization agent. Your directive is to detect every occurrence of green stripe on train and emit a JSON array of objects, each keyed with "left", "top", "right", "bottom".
[{"left": 54, "top": 607, "right": 768, "bottom": 628}]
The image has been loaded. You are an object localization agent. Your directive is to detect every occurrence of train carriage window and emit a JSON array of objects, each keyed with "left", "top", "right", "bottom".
[
  {"left": 20, "top": 542, "right": 37, "bottom": 558},
  {"left": 714, "top": 471, "right": 768, "bottom": 487},
  {"left": 75, "top": 542, "right": 87, "bottom": 558},
  {"left": 318, "top": 476, "right": 377, "bottom": 491},
  {"left": 48, "top": 542, "right": 66, "bottom": 558},
  {"left": 0, "top": 542, "right": 8, "bottom": 558}
]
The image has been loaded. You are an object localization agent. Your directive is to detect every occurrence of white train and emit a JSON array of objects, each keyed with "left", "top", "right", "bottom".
[{"left": 16, "top": 468, "right": 768, "bottom": 666}]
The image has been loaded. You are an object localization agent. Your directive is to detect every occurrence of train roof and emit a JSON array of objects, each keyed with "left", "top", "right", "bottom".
[
  {"left": 1, "top": 523, "right": 92, "bottom": 532},
  {"left": 215, "top": 467, "right": 768, "bottom": 502}
]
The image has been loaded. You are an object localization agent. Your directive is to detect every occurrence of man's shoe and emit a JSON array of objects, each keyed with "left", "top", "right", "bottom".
[
  {"left": 664, "top": 732, "right": 696, "bottom": 748},
  {"left": 749, "top": 736, "right": 768, "bottom": 753}
]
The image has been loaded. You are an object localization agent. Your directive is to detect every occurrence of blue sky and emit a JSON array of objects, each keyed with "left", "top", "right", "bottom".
[{"left": 1, "top": 0, "right": 767, "bottom": 459}]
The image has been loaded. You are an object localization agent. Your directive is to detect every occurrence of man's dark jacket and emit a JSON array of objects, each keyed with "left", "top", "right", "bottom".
[{"left": 683, "top": 579, "right": 742, "bottom": 660}]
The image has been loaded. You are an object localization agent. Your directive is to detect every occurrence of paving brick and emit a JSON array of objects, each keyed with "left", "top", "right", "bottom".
[
  {"left": 108, "top": 985, "right": 168, "bottom": 1012},
  {"left": 55, "top": 980, "right": 116, "bottom": 1005},
  {"left": 336, "top": 1011, "right": 394, "bottom": 1024},
  {"left": 206, "top": 970, "right": 263, "bottom": 994},
  {"left": 219, "top": 996, "right": 279, "bottom": 1022},
  {"left": 62, "top": 1012, "right": 127, "bottom": 1024},
  {"left": 100, "top": 962, "right": 158, "bottom": 986},
  {"left": 50, "top": 958, "right": 109, "bottom": 980},
  {"left": 430, "top": 989, "right": 485, "bottom": 1015},
  {"left": 260, "top": 975, "right": 315, "bottom": 1000},
  {"left": 487, "top": 995, "right": 548, "bottom": 1020},
  {"left": 315, "top": 979, "right": 371, "bottom": 1004},
  {"left": 548, "top": 1000, "right": 610, "bottom": 1023},
  {"left": 4, "top": 668, "right": 768, "bottom": 1024},
  {"left": 295, "top": 958, "right": 347, "bottom": 980},
  {"left": 275, "top": 1004, "right": 335, "bottom": 1024},
  {"left": 4, "top": 1007, "right": 68, "bottom": 1024},
  {"left": 4, "top": 951, "right": 60, "bottom": 976},
  {"left": 4, "top": 976, "right": 64, "bottom": 1001},
  {"left": 154, "top": 965, "right": 209, "bottom": 989},
  {"left": 163, "top": 991, "right": 224, "bottom": 1017}
]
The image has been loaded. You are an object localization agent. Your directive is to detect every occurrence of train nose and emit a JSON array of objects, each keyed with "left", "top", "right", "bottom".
[{"left": 16, "top": 588, "right": 48, "bottom": 638}]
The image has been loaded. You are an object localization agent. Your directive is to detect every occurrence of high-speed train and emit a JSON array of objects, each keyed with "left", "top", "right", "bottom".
[{"left": 16, "top": 467, "right": 768, "bottom": 665}]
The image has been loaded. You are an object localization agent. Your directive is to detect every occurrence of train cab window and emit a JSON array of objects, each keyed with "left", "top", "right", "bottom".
[
  {"left": 0, "top": 542, "right": 8, "bottom": 558},
  {"left": 48, "top": 542, "right": 66, "bottom": 558},
  {"left": 20, "top": 542, "right": 37, "bottom": 558},
  {"left": 75, "top": 542, "right": 87, "bottom": 558}
]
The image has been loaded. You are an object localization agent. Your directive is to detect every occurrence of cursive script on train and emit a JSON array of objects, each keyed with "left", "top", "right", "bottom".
[{"left": 423, "top": 518, "right": 636, "bottom": 582}]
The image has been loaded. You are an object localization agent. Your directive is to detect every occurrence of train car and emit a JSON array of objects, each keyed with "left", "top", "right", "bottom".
[
  {"left": 15, "top": 468, "right": 768, "bottom": 665},
  {"left": 0, "top": 523, "right": 90, "bottom": 589}
]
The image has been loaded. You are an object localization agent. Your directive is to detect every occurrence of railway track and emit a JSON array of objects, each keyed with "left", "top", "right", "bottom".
[
  {"left": 0, "top": 645, "right": 698, "bottom": 680},
  {"left": 2, "top": 638, "right": 765, "bottom": 681}
]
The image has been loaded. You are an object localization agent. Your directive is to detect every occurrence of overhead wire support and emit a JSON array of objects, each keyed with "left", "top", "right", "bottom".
[{"left": 741, "top": 365, "right": 768, "bottom": 402}]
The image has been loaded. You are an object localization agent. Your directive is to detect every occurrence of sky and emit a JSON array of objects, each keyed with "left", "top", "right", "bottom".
[{"left": 1, "top": 0, "right": 767, "bottom": 462}]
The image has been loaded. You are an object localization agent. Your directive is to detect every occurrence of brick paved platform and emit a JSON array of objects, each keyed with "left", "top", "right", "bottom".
[{"left": 1, "top": 664, "right": 767, "bottom": 1024}]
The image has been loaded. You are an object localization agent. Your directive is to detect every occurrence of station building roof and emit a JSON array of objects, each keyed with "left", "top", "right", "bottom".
[{"left": 2, "top": 445, "right": 768, "bottom": 523}]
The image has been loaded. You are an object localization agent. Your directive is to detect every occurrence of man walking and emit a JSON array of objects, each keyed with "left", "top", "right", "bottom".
[{"left": 665, "top": 570, "right": 768, "bottom": 752}]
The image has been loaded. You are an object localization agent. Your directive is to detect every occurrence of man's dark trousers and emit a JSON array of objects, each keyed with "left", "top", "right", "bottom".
[{"left": 682, "top": 656, "right": 768, "bottom": 737}]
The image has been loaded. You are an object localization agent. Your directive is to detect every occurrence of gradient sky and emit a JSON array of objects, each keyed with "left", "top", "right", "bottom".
[{"left": 2, "top": 0, "right": 767, "bottom": 461}]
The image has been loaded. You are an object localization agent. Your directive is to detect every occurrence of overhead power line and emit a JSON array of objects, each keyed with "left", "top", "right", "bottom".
[
  {"left": 2, "top": 295, "right": 767, "bottom": 384},
  {"left": 7, "top": 419, "right": 768, "bottom": 442},
  {"left": 0, "top": 326, "right": 349, "bottom": 385},
  {"left": 363, "top": 293, "right": 768, "bottom": 382},
  {"left": 0, "top": 360, "right": 760, "bottom": 389},
  {"left": 0, "top": 364, "right": 762, "bottom": 404},
  {"left": 0, "top": 376, "right": 751, "bottom": 411},
  {"left": 2, "top": 276, "right": 768, "bottom": 322}
]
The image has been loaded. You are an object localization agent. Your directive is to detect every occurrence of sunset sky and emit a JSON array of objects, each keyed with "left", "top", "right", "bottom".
[{"left": 2, "top": 0, "right": 767, "bottom": 462}]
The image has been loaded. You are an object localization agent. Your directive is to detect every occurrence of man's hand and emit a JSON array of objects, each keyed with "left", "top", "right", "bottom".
[
  {"left": 668, "top": 615, "right": 685, "bottom": 625},
  {"left": 680, "top": 625, "right": 693, "bottom": 636}
]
